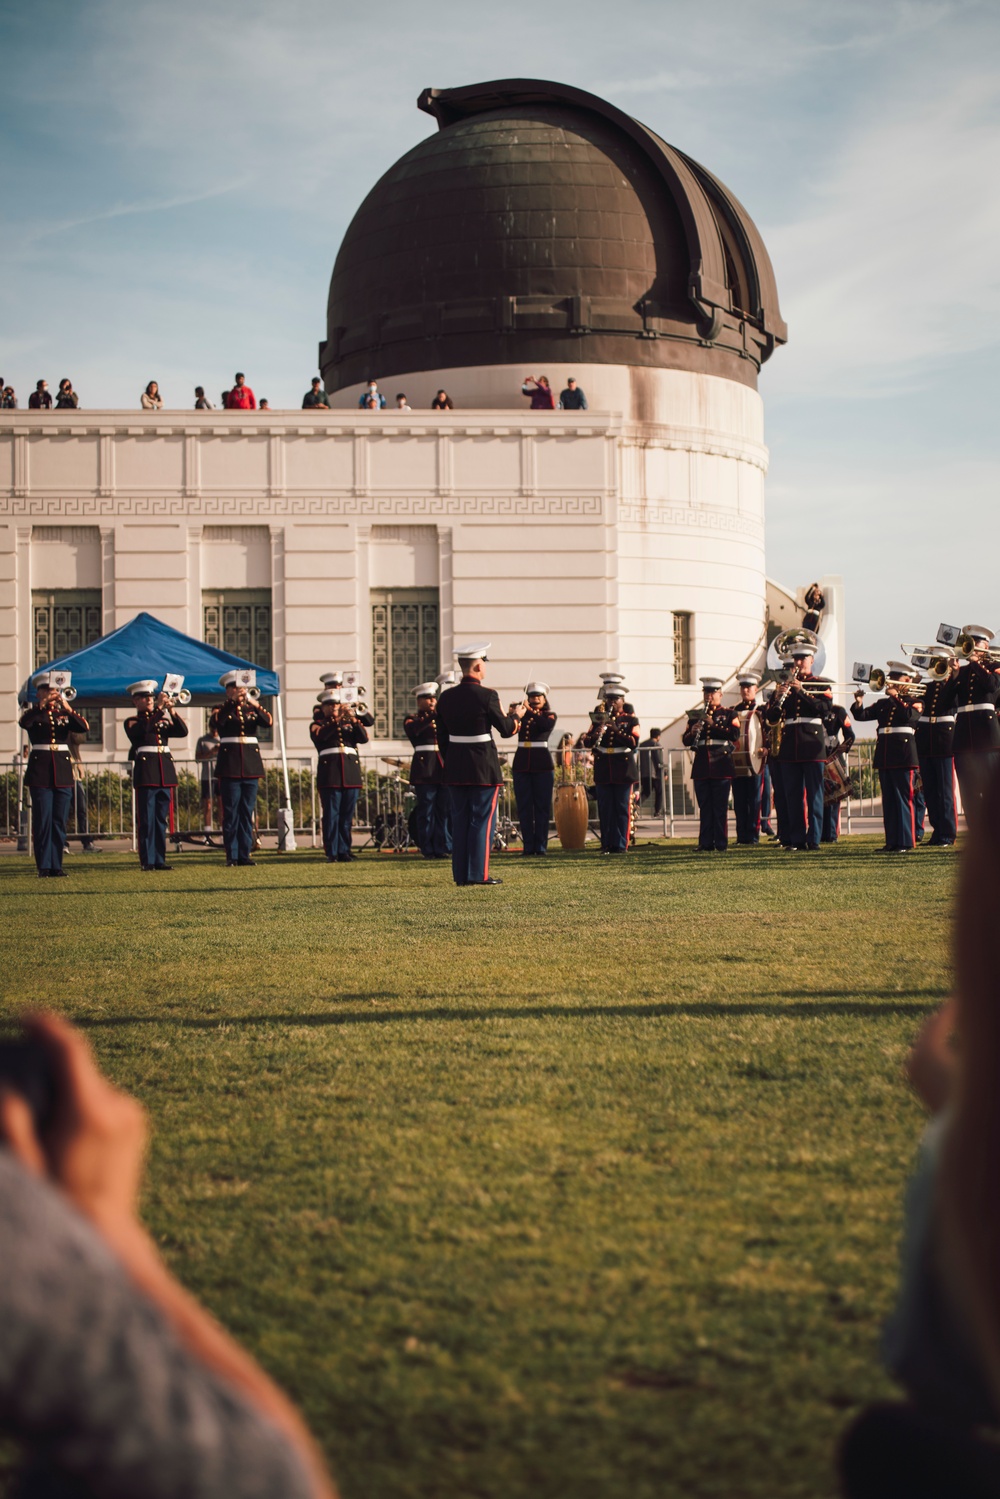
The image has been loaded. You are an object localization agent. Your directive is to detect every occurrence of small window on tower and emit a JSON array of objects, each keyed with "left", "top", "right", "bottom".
[{"left": 672, "top": 612, "right": 692, "bottom": 685}]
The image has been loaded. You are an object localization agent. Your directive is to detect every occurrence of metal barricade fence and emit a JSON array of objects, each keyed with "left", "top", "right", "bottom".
[{"left": 1, "top": 742, "right": 885, "bottom": 849}]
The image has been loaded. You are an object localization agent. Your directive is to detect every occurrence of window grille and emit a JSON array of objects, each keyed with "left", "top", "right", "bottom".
[
  {"left": 371, "top": 589, "right": 440, "bottom": 738},
  {"left": 672, "top": 612, "right": 692, "bottom": 685},
  {"left": 203, "top": 590, "right": 273, "bottom": 742},
  {"left": 32, "top": 590, "right": 103, "bottom": 744}
]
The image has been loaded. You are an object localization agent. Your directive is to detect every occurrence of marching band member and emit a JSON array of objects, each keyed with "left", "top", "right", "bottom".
[
  {"left": 124, "top": 680, "right": 188, "bottom": 871},
  {"left": 310, "top": 691, "right": 368, "bottom": 862},
  {"left": 681, "top": 678, "right": 740, "bottom": 852},
  {"left": 19, "top": 673, "right": 90, "bottom": 878},
  {"left": 436, "top": 642, "right": 523, "bottom": 887},
  {"left": 914, "top": 648, "right": 957, "bottom": 846},
  {"left": 731, "top": 672, "right": 764, "bottom": 845},
  {"left": 818, "top": 681, "right": 855, "bottom": 844},
  {"left": 403, "top": 682, "right": 451, "bottom": 860},
  {"left": 895, "top": 669, "right": 927, "bottom": 843},
  {"left": 581, "top": 685, "right": 640, "bottom": 854},
  {"left": 942, "top": 624, "right": 1000, "bottom": 827},
  {"left": 209, "top": 673, "right": 273, "bottom": 867},
  {"left": 510, "top": 681, "right": 556, "bottom": 856},
  {"left": 852, "top": 666, "right": 921, "bottom": 852},
  {"left": 758, "top": 682, "right": 777, "bottom": 839},
  {"left": 764, "top": 641, "right": 828, "bottom": 851}
]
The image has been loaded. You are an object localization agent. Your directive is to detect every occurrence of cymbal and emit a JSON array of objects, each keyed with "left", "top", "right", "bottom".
[{"left": 382, "top": 756, "right": 407, "bottom": 767}]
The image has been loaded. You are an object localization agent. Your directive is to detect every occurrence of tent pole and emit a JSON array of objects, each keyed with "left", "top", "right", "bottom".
[{"left": 275, "top": 694, "right": 296, "bottom": 852}]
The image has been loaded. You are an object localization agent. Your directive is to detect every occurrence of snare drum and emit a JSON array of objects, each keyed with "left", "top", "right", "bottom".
[
  {"left": 731, "top": 709, "right": 764, "bottom": 777},
  {"left": 823, "top": 754, "right": 852, "bottom": 806}
]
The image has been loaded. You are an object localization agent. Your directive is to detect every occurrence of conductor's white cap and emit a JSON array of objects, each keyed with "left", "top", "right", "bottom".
[
  {"left": 414, "top": 682, "right": 439, "bottom": 698},
  {"left": 524, "top": 681, "right": 549, "bottom": 695},
  {"left": 128, "top": 679, "right": 158, "bottom": 696},
  {"left": 455, "top": 641, "right": 490, "bottom": 661}
]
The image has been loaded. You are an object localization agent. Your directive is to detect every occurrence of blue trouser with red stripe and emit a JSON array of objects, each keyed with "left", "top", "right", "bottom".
[
  {"left": 414, "top": 784, "right": 452, "bottom": 857},
  {"left": 30, "top": 785, "right": 72, "bottom": 874},
  {"left": 781, "top": 760, "right": 825, "bottom": 848},
  {"left": 512, "top": 769, "right": 554, "bottom": 854},
  {"left": 878, "top": 767, "right": 916, "bottom": 849},
  {"left": 594, "top": 782, "right": 631, "bottom": 851},
  {"left": 448, "top": 784, "right": 500, "bottom": 884},
  {"left": 731, "top": 773, "right": 761, "bottom": 843},
  {"left": 918, "top": 755, "right": 957, "bottom": 843}
]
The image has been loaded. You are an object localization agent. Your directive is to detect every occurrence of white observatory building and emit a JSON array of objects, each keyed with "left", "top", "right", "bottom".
[{"left": 0, "top": 78, "right": 840, "bottom": 762}]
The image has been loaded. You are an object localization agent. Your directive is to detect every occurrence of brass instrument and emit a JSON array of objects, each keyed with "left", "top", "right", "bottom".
[
  {"left": 62, "top": 686, "right": 78, "bottom": 701},
  {"left": 864, "top": 668, "right": 924, "bottom": 697},
  {"left": 772, "top": 626, "right": 822, "bottom": 663},
  {"left": 958, "top": 636, "right": 1000, "bottom": 665},
  {"left": 162, "top": 687, "right": 192, "bottom": 706},
  {"left": 246, "top": 685, "right": 262, "bottom": 702}
]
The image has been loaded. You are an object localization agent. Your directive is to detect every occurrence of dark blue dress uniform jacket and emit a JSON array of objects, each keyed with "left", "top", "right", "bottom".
[
  {"left": 850, "top": 697, "right": 920, "bottom": 769},
  {"left": 436, "top": 679, "right": 517, "bottom": 786},
  {"left": 310, "top": 717, "right": 368, "bottom": 789},
  {"left": 511, "top": 708, "right": 557, "bottom": 773},
  {"left": 941, "top": 663, "right": 1000, "bottom": 753},
  {"left": 19, "top": 705, "right": 91, "bottom": 788},
  {"left": 914, "top": 678, "right": 956, "bottom": 759},
  {"left": 404, "top": 710, "right": 444, "bottom": 786},
  {"left": 764, "top": 679, "right": 829, "bottom": 763},
  {"left": 581, "top": 712, "right": 640, "bottom": 784},
  {"left": 208, "top": 702, "right": 273, "bottom": 778},
  {"left": 681, "top": 708, "right": 740, "bottom": 778},
  {"left": 124, "top": 710, "right": 187, "bottom": 787}
]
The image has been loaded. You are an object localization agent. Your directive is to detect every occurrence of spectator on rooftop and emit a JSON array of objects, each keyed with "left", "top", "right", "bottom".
[
  {"left": 259, "top": 399, "right": 271, "bottom": 411},
  {"left": 140, "top": 381, "right": 163, "bottom": 412},
  {"left": 1, "top": 387, "right": 16, "bottom": 409},
  {"left": 521, "top": 374, "right": 555, "bottom": 410},
  {"left": 431, "top": 389, "right": 453, "bottom": 410},
  {"left": 194, "top": 386, "right": 213, "bottom": 410},
  {"left": 302, "top": 378, "right": 329, "bottom": 410},
  {"left": 558, "top": 377, "right": 588, "bottom": 411},
  {"left": 28, "top": 380, "right": 53, "bottom": 410},
  {"left": 225, "top": 373, "right": 257, "bottom": 411},
  {"left": 55, "top": 379, "right": 79, "bottom": 410},
  {"left": 357, "top": 378, "right": 386, "bottom": 410},
  {"left": 395, "top": 393, "right": 411, "bottom": 411}
]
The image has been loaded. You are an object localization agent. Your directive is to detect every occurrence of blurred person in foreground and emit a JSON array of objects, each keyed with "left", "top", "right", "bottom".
[
  {"left": 838, "top": 762, "right": 1000, "bottom": 1498},
  {"left": 0, "top": 1012, "right": 335, "bottom": 1499}
]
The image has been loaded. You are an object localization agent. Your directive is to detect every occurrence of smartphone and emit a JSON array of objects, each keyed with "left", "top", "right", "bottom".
[{"left": 0, "top": 1037, "right": 59, "bottom": 1137}]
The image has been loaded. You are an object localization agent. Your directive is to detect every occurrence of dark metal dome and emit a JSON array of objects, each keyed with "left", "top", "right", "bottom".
[{"left": 321, "top": 79, "right": 786, "bottom": 392}]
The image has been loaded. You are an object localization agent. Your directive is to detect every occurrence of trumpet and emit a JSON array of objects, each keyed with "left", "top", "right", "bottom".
[
  {"left": 246, "top": 685, "right": 262, "bottom": 702},
  {"left": 62, "top": 686, "right": 78, "bottom": 701},
  {"left": 864, "top": 669, "right": 924, "bottom": 696},
  {"left": 958, "top": 635, "right": 1000, "bottom": 664},
  {"left": 162, "top": 687, "right": 192, "bottom": 706}
]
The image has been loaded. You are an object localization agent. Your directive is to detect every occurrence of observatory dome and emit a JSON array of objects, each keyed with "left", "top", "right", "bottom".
[{"left": 321, "top": 79, "right": 786, "bottom": 394}]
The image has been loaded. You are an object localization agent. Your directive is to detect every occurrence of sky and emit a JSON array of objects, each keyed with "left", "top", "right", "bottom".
[{"left": 1, "top": 0, "right": 998, "bottom": 674}]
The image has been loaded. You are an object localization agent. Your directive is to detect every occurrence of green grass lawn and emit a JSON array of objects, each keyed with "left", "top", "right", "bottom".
[{"left": 0, "top": 837, "right": 955, "bottom": 1498}]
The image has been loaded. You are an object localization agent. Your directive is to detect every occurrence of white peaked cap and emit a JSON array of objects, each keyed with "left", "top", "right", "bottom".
[
  {"left": 455, "top": 641, "right": 491, "bottom": 660},
  {"left": 962, "top": 624, "right": 995, "bottom": 642},
  {"left": 32, "top": 671, "right": 54, "bottom": 687},
  {"left": 887, "top": 660, "right": 913, "bottom": 675},
  {"left": 599, "top": 671, "right": 624, "bottom": 683},
  {"left": 318, "top": 689, "right": 342, "bottom": 704},
  {"left": 320, "top": 670, "right": 344, "bottom": 685},
  {"left": 414, "top": 682, "right": 439, "bottom": 697},
  {"left": 737, "top": 671, "right": 761, "bottom": 686},
  {"left": 524, "top": 681, "right": 549, "bottom": 695},
  {"left": 700, "top": 677, "right": 724, "bottom": 691},
  {"left": 218, "top": 671, "right": 238, "bottom": 687},
  {"left": 128, "top": 680, "right": 158, "bottom": 696}
]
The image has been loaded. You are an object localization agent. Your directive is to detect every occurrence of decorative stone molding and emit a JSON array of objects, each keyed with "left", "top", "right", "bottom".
[
  {"left": 618, "top": 502, "right": 764, "bottom": 540},
  {"left": 0, "top": 492, "right": 606, "bottom": 519}
]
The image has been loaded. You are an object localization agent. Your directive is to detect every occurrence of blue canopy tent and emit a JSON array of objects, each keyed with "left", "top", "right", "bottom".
[{"left": 19, "top": 612, "right": 295, "bottom": 848}]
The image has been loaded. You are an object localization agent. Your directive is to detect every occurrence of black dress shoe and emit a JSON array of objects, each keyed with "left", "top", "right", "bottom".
[
  {"left": 225, "top": 858, "right": 235, "bottom": 867},
  {"left": 155, "top": 864, "right": 173, "bottom": 871},
  {"left": 336, "top": 855, "right": 351, "bottom": 863},
  {"left": 49, "top": 870, "right": 68, "bottom": 878},
  {"left": 237, "top": 859, "right": 257, "bottom": 866},
  {"left": 473, "top": 877, "right": 503, "bottom": 885},
  {"left": 37, "top": 870, "right": 49, "bottom": 878}
]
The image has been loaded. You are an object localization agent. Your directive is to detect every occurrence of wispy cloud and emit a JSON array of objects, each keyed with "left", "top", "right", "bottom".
[{"left": 14, "top": 179, "right": 252, "bottom": 253}]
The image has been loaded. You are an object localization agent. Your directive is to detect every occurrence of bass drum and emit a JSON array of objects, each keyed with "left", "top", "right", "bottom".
[
  {"left": 553, "top": 782, "right": 589, "bottom": 850},
  {"left": 732, "top": 709, "right": 764, "bottom": 777}
]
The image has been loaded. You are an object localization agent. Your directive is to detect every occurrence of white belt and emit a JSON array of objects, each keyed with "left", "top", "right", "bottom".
[
  {"left": 922, "top": 715, "right": 955, "bottom": 723},
  {"left": 136, "top": 746, "right": 172, "bottom": 754},
  {"left": 319, "top": 746, "right": 359, "bottom": 757},
  {"left": 784, "top": 717, "right": 822, "bottom": 726},
  {"left": 957, "top": 703, "right": 997, "bottom": 714},
  {"left": 596, "top": 746, "right": 634, "bottom": 754},
  {"left": 219, "top": 735, "right": 259, "bottom": 744},
  {"left": 881, "top": 727, "right": 915, "bottom": 736},
  {"left": 520, "top": 741, "right": 552, "bottom": 748},
  {"left": 33, "top": 743, "right": 70, "bottom": 752},
  {"left": 411, "top": 745, "right": 438, "bottom": 753},
  {"left": 449, "top": 733, "right": 491, "bottom": 744},
  {"left": 706, "top": 739, "right": 733, "bottom": 746}
]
